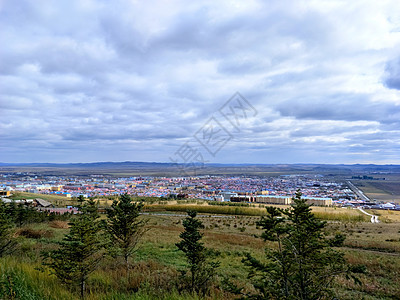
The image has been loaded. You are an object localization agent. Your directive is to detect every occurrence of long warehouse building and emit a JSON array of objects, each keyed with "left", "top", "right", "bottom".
[{"left": 230, "top": 195, "right": 332, "bottom": 206}]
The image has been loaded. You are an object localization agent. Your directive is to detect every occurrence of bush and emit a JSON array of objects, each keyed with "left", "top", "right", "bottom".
[
  {"left": 16, "top": 228, "right": 54, "bottom": 239},
  {"left": 48, "top": 220, "right": 69, "bottom": 229}
]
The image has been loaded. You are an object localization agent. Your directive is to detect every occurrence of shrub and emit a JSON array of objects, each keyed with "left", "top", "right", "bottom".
[{"left": 16, "top": 228, "right": 54, "bottom": 239}]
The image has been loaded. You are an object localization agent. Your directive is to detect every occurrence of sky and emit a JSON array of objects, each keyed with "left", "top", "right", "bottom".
[{"left": 1, "top": 0, "right": 400, "bottom": 164}]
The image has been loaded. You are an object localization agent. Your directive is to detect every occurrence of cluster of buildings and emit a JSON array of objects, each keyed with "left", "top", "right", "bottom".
[
  {"left": 0, "top": 173, "right": 362, "bottom": 207},
  {"left": 229, "top": 194, "right": 332, "bottom": 206},
  {"left": 2, "top": 172, "right": 398, "bottom": 209},
  {"left": 2, "top": 172, "right": 399, "bottom": 210},
  {"left": 0, "top": 197, "right": 52, "bottom": 208}
]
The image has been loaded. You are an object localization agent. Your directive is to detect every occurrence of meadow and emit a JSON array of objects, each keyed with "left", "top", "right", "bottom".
[{"left": 1, "top": 197, "right": 400, "bottom": 299}]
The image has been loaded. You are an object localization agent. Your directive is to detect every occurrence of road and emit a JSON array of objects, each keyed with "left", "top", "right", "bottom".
[{"left": 347, "top": 181, "right": 370, "bottom": 201}]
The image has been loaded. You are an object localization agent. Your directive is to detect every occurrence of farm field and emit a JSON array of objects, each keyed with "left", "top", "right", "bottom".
[{"left": 352, "top": 177, "right": 400, "bottom": 203}]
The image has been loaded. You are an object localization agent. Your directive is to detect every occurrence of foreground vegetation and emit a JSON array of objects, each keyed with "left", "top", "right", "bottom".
[{"left": 1, "top": 194, "right": 400, "bottom": 299}]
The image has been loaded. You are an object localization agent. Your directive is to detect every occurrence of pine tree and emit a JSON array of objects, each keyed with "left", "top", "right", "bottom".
[
  {"left": 43, "top": 196, "right": 106, "bottom": 299},
  {"left": 5, "top": 201, "right": 17, "bottom": 223},
  {"left": 0, "top": 201, "right": 16, "bottom": 257},
  {"left": 176, "top": 210, "right": 219, "bottom": 296},
  {"left": 243, "top": 191, "right": 347, "bottom": 300},
  {"left": 14, "top": 203, "right": 37, "bottom": 226},
  {"left": 14, "top": 203, "right": 27, "bottom": 227},
  {"left": 105, "top": 193, "right": 146, "bottom": 270}
]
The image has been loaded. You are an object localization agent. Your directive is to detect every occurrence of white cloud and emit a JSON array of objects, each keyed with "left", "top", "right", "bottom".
[{"left": 1, "top": 0, "right": 400, "bottom": 163}]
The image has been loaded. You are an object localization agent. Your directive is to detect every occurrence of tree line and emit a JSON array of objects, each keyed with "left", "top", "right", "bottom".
[{"left": 0, "top": 192, "right": 364, "bottom": 299}]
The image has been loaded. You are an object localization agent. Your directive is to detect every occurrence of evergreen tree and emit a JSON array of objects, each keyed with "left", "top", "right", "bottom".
[
  {"left": 43, "top": 196, "right": 106, "bottom": 299},
  {"left": 176, "top": 210, "right": 219, "bottom": 296},
  {"left": 243, "top": 191, "right": 347, "bottom": 300},
  {"left": 16, "top": 203, "right": 28, "bottom": 227},
  {"left": 5, "top": 201, "right": 17, "bottom": 224},
  {"left": 15, "top": 203, "right": 38, "bottom": 226},
  {"left": 0, "top": 201, "right": 16, "bottom": 257},
  {"left": 105, "top": 193, "right": 146, "bottom": 270}
]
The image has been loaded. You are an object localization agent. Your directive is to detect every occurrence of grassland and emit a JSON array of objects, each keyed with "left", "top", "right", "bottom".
[
  {"left": 9, "top": 192, "right": 70, "bottom": 205},
  {"left": 5, "top": 162, "right": 400, "bottom": 177},
  {"left": 1, "top": 200, "right": 400, "bottom": 299}
]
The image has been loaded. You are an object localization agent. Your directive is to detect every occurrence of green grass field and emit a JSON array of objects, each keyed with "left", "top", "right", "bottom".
[
  {"left": 1, "top": 201, "right": 400, "bottom": 299},
  {"left": 10, "top": 192, "right": 72, "bottom": 205}
]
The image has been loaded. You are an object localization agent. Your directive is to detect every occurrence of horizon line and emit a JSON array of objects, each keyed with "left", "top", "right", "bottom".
[{"left": 1, "top": 161, "right": 400, "bottom": 166}]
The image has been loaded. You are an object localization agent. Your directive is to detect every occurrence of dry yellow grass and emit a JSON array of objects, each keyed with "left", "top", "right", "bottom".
[
  {"left": 370, "top": 209, "right": 400, "bottom": 222},
  {"left": 48, "top": 220, "right": 69, "bottom": 229}
]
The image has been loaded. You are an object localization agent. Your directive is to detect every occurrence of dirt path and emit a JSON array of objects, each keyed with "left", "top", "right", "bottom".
[
  {"left": 357, "top": 207, "right": 379, "bottom": 223},
  {"left": 343, "top": 247, "right": 400, "bottom": 256}
]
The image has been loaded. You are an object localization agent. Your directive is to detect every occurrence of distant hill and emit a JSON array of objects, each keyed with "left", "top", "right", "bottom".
[{"left": 1, "top": 161, "right": 400, "bottom": 176}]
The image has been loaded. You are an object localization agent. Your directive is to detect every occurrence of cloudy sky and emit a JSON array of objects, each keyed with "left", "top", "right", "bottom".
[{"left": 1, "top": 0, "right": 400, "bottom": 164}]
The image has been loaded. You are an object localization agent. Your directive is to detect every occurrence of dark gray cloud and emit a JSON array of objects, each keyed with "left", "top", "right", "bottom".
[
  {"left": 1, "top": 0, "right": 400, "bottom": 164},
  {"left": 384, "top": 57, "right": 400, "bottom": 90},
  {"left": 276, "top": 93, "right": 400, "bottom": 122}
]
